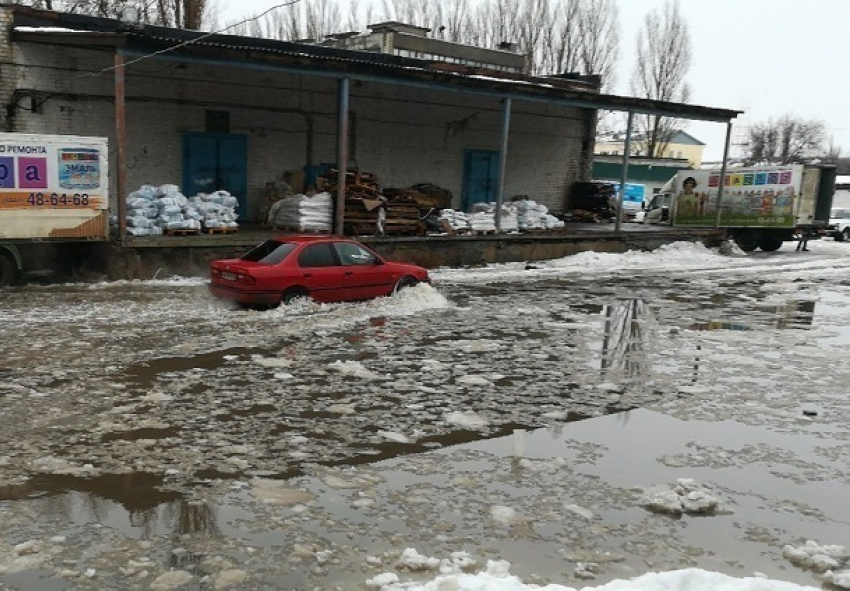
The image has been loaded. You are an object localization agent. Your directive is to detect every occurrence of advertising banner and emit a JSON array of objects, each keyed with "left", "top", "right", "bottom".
[
  {"left": 672, "top": 165, "right": 802, "bottom": 228},
  {"left": 0, "top": 134, "right": 109, "bottom": 240}
]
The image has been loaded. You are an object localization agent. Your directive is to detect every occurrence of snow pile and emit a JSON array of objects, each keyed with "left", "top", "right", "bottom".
[
  {"left": 638, "top": 478, "right": 731, "bottom": 516},
  {"left": 513, "top": 199, "right": 565, "bottom": 231},
  {"left": 365, "top": 562, "right": 821, "bottom": 591},
  {"left": 124, "top": 184, "right": 238, "bottom": 235},
  {"left": 266, "top": 192, "right": 333, "bottom": 232},
  {"left": 782, "top": 540, "right": 848, "bottom": 572}
]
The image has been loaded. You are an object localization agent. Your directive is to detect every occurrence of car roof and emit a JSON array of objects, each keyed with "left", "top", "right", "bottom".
[{"left": 272, "top": 234, "right": 347, "bottom": 243}]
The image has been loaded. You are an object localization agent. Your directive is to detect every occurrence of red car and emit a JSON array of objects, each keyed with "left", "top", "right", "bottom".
[{"left": 208, "top": 236, "right": 430, "bottom": 308}]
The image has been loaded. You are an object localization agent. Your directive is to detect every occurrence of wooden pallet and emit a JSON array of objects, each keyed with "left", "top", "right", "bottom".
[
  {"left": 203, "top": 226, "right": 239, "bottom": 234},
  {"left": 164, "top": 228, "right": 201, "bottom": 236}
]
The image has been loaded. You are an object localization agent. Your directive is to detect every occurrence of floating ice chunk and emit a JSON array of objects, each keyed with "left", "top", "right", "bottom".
[
  {"left": 564, "top": 504, "right": 595, "bottom": 520},
  {"left": 640, "top": 478, "right": 730, "bottom": 516},
  {"left": 824, "top": 569, "right": 850, "bottom": 589},
  {"left": 490, "top": 505, "right": 519, "bottom": 525},
  {"left": 250, "top": 478, "right": 314, "bottom": 505},
  {"left": 273, "top": 372, "right": 294, "bottom": 380},
  {"left": 439, "top": 551, "right": 477, "bottom": 574},
  {"left": 457, "top": 374, "right": 492, "bottom": 387},
  {"left": 328, "top": 360, "right": 383, "bottom": 380},
  {"left": 397, "top": 548, "right": 440, "bottom": 571},
  {"left": 250, "top": 354, "right": 293, "bottom": 368},
  {"left": 782, "top": 540, "right": 848, "bottom": 572},
  {"left": 378, "top": 431, "right": 411, "bottom": 443},
  {"left": 14, "top": 541, "right": 38, "bottom": 555},
  {"left": 328, "top": 404, "right": 356, "bottom": 415},
  {"left": 445, "top": 411, "right": 489, "bottom": 430},
  {"left": 214, "top": 569, "right": 248, "bottom": 589},
  {"left": 150, "top": 570, "right": 194, "bottom": 590},
  {"left": 365, "top": 572, "right": 399, "bottom": 587}
]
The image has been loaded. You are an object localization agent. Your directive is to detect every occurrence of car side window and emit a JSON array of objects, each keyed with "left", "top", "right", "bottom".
[
  {"left": 334, "top": 242, "right": 378, "bottom": 266},
  {"left": 298, "top": 243, "right": 338, "bottom": 268}
]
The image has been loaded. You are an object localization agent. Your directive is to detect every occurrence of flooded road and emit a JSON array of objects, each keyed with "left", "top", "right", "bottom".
[{"left": 1, "top": 241, "right": 849, "bottom": 590}]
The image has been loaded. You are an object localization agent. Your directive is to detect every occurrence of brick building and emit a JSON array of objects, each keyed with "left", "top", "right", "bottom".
[{"left": 0, "top": 5, "right": 739, "bottom": 236}]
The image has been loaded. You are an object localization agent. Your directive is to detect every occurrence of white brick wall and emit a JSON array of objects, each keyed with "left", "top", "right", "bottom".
[{"left": 1, "top": 38, "right": 592, "bottom": 219}]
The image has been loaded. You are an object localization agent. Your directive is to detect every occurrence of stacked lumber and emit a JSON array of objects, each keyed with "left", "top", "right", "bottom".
[
  {"left": 345, "top": 196, "right": 386, "bottom": 236},
  {"left": 383, "top": 201, "right": 425, "bottom": 236},
  {"left": 321, "top": 169, "right": 383, "bottom": 235},
  {"left": 323, "top": 170, "right": 429, "bottom": 236}
]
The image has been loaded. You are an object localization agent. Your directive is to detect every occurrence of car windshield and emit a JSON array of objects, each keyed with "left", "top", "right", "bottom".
[
  {"left": 240, "top": 240, "right": 297, "bottom": 265},
  {"left": 831, "top": 208, "right": 850, "bottom": 218}
]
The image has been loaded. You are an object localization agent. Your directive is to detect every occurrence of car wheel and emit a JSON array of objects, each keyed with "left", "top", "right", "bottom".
[
  {"left": 842, "top": 228, "right": 850, "bottom": 242},
  {"left": 393, "top": 276, "right": 418, "bottom": 294},
  {"left": 281, "top": 287, "right": 309, "bottom": 305}
]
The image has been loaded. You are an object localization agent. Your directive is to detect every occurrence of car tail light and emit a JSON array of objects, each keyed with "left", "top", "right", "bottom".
[{"left": 239, "top": 274, "right": 256, "bottom": 286}]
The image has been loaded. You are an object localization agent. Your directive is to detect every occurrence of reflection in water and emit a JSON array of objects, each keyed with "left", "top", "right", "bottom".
[
  {"left": 0, "top": 473, "right": 219, "bottom": 539},
  {"left": 687, "top": 300, "right": 816, "bottom": 383},
  {"left": 689, "top": 300, "right": 816, "bottom": 332},
  {"left": 600, "top": 299, "right": 649, "bottom": 379}
]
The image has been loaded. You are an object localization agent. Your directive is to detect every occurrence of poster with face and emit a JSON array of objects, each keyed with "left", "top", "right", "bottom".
[{"left": 672, "top": 165, "right": 801, "bottom": 227}]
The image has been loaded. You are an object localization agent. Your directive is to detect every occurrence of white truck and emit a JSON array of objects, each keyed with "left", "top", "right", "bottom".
[
  {"left": 0, "top": 133, "right": 109, "bottom": 286},
  {"left": 643, "top": 164, "right": 836, "bottom": 251}
]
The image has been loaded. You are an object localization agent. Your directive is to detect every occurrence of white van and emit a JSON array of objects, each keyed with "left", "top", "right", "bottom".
[{"left": 642, "top": 192, "right": 673, "bottom": 224}]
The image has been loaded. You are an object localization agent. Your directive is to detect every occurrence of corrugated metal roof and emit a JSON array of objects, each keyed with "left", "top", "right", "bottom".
[{"left": 9, "top": 6, "right": 742, "bottom": 122}]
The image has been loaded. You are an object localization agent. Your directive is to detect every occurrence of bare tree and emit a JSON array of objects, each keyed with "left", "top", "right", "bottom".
[
  {"left": 629, "top": 0, "right": 691, "bottom": 158},
  {"left": 578, "top": 0, "right": 619, "bottom": 91},
  {"left": 745, "top": 115, "right": 832, "bottom": 164},
  {"left": 54, "top": 0, "right": 208, "bottom": 28},
  {"left": 537, "top": 0, "right": 582, "bottom": 76}
]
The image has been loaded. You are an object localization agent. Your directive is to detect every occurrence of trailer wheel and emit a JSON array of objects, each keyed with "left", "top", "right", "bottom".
[
  {"left": 733, "top": 231, "right": 760, "bottom": 252},
  {"left": 759, "top": 237, "right": 784, "bottom": 252},
  {"left": 0, "top": 254, "right": 16, "bottom": 287}
]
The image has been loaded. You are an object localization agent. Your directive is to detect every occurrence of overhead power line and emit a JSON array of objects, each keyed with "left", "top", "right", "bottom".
[{"left": 85, "top": 0, "right": 301, "bottom": 77}]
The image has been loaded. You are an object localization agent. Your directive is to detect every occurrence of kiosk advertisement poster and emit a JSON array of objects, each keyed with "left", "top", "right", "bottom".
[{"left": 673, "top": 166, "right": 801, "bottom": 228}]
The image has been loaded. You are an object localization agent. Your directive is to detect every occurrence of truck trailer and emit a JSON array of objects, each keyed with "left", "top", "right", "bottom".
[
  {"left": 0, "top": 133, "right": 109, "bottom": 286},
  {"left": 643, "top": 164, "right": 836, "bottom": 251}
]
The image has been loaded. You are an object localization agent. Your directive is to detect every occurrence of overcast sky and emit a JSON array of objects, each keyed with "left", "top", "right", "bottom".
[{"left": 221, "top": 0, "right": 849, "bottom": 161}]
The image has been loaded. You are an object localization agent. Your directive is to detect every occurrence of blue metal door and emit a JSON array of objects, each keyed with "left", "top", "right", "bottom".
[
  {"left": 462, "top": 149, "right": 500, "bottom": 210},
  {"left": 183, "top": 133, "right": 248, "bottom": 220}
]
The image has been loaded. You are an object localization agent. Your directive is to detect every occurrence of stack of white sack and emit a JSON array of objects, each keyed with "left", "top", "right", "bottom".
[
  {"left": 466, "top": 202, "right": 519, "bottom": 232},
  {"left": 125, "top": 184, "right": 161, "bottom": 236},
  {"left": 124, "top": 185, "right": 241, "bottom": 235},
  {"left": 267, "top": 192, "right": 333, "bottom": 232},
  {"left": 514, "top": 199, "right": 565, "bottom": 231},
  {"left": 156, "top": 184, "right": 202, "bottom": 232},
  {"left": 468, "top": 211, "right": 496, "bottom": 232},
  {"left": 439, "top": 209, "right": 470, "bottom": 232},
  {"left": 191, "top": 190, "right": 239, "bottom": 229}
]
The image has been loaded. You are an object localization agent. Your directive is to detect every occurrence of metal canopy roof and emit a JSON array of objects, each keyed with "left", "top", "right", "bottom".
[{"left": 9, "top": 6, "right": 742, "bottom": 123}]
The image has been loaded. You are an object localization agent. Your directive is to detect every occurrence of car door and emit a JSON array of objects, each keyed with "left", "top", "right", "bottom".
[
  {"left": 296, "top": 242, "right": 345, "bottom": 302},
  {"left": 333, "top": 241, "right": 394, "bottom": 300}
]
